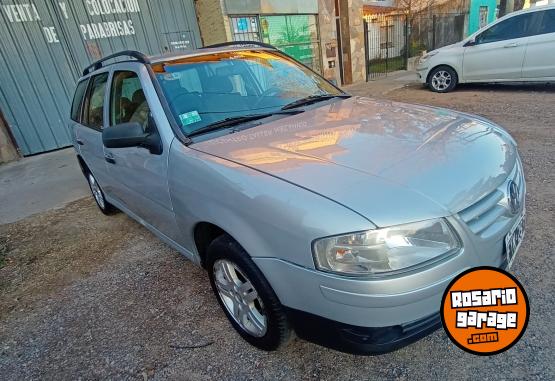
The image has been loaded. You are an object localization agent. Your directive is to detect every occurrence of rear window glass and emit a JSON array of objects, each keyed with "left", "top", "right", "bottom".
[{"left": 70, "top": 79, "right": 88, "bottom": 122}]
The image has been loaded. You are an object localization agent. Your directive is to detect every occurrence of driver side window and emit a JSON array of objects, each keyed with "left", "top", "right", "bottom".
[
  {"left": 476, "top": 13, "right": 536, "bottom": 44},
  {"left": 110, "top": 71, "right": 151, "bottom": 129}
]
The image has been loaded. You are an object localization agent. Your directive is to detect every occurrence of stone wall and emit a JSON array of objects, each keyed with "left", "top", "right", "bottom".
[
  {"left": 194, "top": 0, "right": 231, "bottom": 46},
  {"left": 317, "top": 0, "right": 342, "bottom": 85},
  {"left": 348, "top": 0, "right": 366, "bottom": 83},
  {"left": 0, "top": 114, "right": 19, "bottom": 163}
]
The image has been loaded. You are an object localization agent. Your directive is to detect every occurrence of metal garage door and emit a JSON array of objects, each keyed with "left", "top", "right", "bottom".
[{"left": 0, "top": 0, "right": 201, "bottom": 155}]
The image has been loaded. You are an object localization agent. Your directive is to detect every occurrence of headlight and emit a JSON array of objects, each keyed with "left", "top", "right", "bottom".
[
  {"left": 312, "top": 219, "right": 460, "bottom": 277},
  {"left": 419, "top": 51, "right": 438, "bottom": 62}
]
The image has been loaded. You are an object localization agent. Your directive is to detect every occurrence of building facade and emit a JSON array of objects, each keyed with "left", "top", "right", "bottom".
[
  {"left": 0, "top": 0, "right": 201, "bottom": 157},
  {"left": 468, "top": 0, "right": 497, "bottom": 34}
]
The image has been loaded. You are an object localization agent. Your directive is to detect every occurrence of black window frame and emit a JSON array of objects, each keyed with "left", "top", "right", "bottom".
[
  {"left": 81, "top": 72, "right": 109, "bottom": 131},
  {"left": 70, "top": 79, "right": 89, "bottom": 123},
  {"left": 475, "top": 13, "right": 539, "bottom": 45}
]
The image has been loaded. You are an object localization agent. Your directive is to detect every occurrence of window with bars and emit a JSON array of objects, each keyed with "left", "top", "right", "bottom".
[
  {"left": 479, "top": 6, "right": 489, "bottom": 29},
  {"left": 230, "top": 16, "right": 261, "bottom": 41}
]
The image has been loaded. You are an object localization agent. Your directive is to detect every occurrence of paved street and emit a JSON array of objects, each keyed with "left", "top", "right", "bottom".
[{"left": 1, "top": 78, "right": 553, "bottom": 380}]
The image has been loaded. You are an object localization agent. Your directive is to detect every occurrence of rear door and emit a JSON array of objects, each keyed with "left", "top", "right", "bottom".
[
  {"left": 69, "top": 78, "right": 89, "bottom": 150},
  {"left": 73, "top": 72, "right": 110, "bottom": 185},
  {"left": 522, "top": 9, "right": 555, "bottom": 79},
  {"left": 463, "top": 12, "right": 538, "bottom": 81},
  {"left": 102, "top": 66, "right": 180, "bottom": 240}
]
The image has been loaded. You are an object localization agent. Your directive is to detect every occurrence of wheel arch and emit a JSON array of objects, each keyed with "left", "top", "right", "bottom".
[{"left": 193, "top": 221, "right": 226, "bottom": 268}]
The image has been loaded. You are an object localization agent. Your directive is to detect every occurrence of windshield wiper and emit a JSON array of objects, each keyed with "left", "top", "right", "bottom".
[
  {"left": 187, "top": 110, "right": 302, "bottom": 138},
  {"left": 281, "top": 93, "right": 351, "bottom": 110}
]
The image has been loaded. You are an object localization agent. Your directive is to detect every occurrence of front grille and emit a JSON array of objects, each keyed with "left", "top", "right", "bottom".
[{"left": 458, "top": 158, "right": 525, "bottom": 239}]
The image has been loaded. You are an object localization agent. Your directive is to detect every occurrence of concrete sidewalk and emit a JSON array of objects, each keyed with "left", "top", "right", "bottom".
[
  {"left": 0, "top": 148, "right": 89, "bottom": 224},
  {"left": 344, "top": 70, "right": 419, "bottom": 98}
]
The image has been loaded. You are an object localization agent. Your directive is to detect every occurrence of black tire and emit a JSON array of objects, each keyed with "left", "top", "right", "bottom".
[
  {"left": 206, "top": 235, "right": 292, "bottom": 351},
  {"left": 428, "top": 65, "right": 458, "bottom": 93},
  {"left": 86, "top": 172, "right": 118, "bottom": 215}
]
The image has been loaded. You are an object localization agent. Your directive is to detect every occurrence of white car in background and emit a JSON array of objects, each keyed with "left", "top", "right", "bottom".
[{"left": 417, "top": 5, "right": 555, "bottom": 92}]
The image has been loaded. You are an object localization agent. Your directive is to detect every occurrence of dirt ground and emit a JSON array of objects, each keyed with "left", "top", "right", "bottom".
[{"left": 1, "top": 82, "right": 554, "bottom": 380}]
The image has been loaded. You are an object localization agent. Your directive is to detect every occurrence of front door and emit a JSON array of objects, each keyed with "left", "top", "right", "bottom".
[
  {"left": 103, "top": 67, "right": 179, "bottom": 241},
  {"left": 463, "top": 12, "right": 537, "bottom": 81}
]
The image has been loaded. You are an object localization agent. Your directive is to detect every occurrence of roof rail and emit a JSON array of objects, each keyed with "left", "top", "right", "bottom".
[
  {"left": 201, "top": 41, "right": 277, "bottom": 50},
  {"left": 82, "top": 50, "right": 150, "bottom": 76}
]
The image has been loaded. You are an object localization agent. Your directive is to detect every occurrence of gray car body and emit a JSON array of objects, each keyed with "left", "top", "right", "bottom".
[{"left": 70, "top": 48, "right": 525, "bottom": 328}]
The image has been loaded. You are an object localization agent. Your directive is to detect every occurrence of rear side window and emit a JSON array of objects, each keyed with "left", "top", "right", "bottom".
[
  {"left": 83, "top": 73, "right": 109, "bottom": 130},
  {"left": 70, "top": 79, "right": 88, "bottom": 122},
  {"left": 476, "top": 13, "right": 536, "bottom": 44},
  {"left": 538, "top": 10, "right": 555, "bottom": 35}
]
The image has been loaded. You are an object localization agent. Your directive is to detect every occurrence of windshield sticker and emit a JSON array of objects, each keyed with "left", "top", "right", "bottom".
[
  {"left": 179, "top": 111, "right": 201, "bottom": 126},
  {"left": 163, "top": 72, "right": 181, "bottom": 80}
]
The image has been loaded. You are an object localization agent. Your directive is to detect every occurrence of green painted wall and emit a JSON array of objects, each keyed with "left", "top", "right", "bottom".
[{"left": 468, "top": 0, "right": 497, "bottom": 35}]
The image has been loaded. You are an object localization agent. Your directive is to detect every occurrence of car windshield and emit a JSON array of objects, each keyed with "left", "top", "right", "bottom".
[{"left": 152, "top": 50, "right": 342, "bottom": 135}]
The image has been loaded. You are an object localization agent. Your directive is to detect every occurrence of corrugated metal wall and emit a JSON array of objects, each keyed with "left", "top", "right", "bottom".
[{"left": 0, "top": 0, "right": 201, "bottom": 155}]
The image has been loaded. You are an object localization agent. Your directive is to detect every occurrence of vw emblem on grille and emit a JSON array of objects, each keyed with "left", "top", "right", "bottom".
[{"left": 507, "top": 180, "right": 521, "bottom": 214}]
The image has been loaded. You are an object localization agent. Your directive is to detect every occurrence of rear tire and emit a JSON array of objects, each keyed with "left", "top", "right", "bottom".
[
  {"left": 428, "top": 66, "right": 458, "bottom": 93},
  {"left": 206, "top": 235, "right": 292, "bottom": 351},
  {"left": 86, "top": 172, "right": 118, "bottom": 215}
]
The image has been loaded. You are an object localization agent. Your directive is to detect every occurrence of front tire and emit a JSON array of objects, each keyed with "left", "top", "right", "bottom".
[
  {"left": 206, "top": 235, "right": 292, "bottom": 351},
  {"left": 428, "top": 66, "right": 458, "bottom": 93},
  {"left": 86, "top": 172, "right": 118, "bottom": 215}
]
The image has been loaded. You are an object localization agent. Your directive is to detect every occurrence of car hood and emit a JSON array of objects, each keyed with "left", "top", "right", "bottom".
[
  {"left": 426, "top": 41, "right": 465, "bottom": 57},
  {"left": 193, "top": 97, "right": 517, "bottom": 227},
  {"left": 436, "top": 41, "right": 465, "bottom": 51}
]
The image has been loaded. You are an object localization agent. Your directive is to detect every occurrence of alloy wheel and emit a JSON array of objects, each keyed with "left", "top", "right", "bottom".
[
  {"left": 88, "top": 173, "right": 105, "bottom": 209},
  {"left": 213, "top": 259, "right": 268, "bottom": 337},
  {"left": 431, "top": 70, "right": 452, "bottom": 91}
]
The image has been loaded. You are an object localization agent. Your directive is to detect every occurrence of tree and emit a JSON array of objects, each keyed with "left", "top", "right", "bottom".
[
  {"left": 395, "top": 0, "right": 437, "bottom": 21},
  {"left": 513, "top": 0, "right": 526, "bottom": 11}
]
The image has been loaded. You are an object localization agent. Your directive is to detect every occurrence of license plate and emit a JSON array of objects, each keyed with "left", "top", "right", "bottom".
[{"left": 504, "top": 213, "right": 525, "bottom": 269}]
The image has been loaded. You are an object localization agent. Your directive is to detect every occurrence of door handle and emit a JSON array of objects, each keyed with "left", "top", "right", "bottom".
[
  {"left": 76, "top": 139, "right": 84, "bottom": 145},
  {"left": 104, "top": 153, "right": 116, "bottom": 164},
  {"left": 503, "top": 43, "right": 519, "bottom": 48}
]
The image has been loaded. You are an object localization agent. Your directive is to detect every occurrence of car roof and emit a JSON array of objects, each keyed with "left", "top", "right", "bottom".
[
  {"left": 147, "top": 46, "right": 275, "bottom": 64},
  {"left": 80, "top": 42, "right": 278, "bottom": 79}
]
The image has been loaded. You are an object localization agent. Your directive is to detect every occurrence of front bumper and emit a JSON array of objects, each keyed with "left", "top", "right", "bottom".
[
  {"left": 254, "top": 208, "right": 523, "bottom": 353},
  {"left": 286, "top": 308, "right": 441, "bottom": 355},
  {"left": 416, "top": 65, "right": 429, "bottom": 83}
]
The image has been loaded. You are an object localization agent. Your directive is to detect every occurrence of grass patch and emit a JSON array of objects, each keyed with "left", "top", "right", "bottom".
[{"left": 368, "top": 56, "right": 406, "bottom": 76}]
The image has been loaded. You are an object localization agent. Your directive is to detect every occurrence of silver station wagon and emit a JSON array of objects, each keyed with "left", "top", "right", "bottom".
[{"left": 69, "top": 42, "right": 526, "bottom": 354}]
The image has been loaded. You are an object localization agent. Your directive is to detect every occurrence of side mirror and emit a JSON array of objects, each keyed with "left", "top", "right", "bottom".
[
  {"left": 464, "top": 38, "right": 477, "bottom": 47},
  {"left": 102, "top": 121, "right": 162, "bottom": 155}
]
